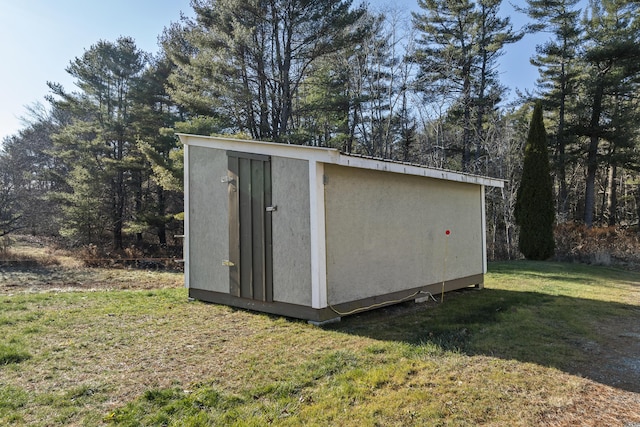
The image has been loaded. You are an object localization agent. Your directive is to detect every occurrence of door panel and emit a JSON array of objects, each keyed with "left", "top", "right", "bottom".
[
  {"left": 227, "top": 151, "right": 273, "bottom": 302},
  {"left": 227, "top": 155, "right": 240, "bottom": 297}
]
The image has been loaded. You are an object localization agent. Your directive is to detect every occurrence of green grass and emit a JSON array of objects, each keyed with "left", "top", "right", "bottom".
[
  {"left": 1, "top": 261, "right": 639, "bottom": 426},
  {"left": 0, "top": 342, "right": 31, "bottom": 365}
]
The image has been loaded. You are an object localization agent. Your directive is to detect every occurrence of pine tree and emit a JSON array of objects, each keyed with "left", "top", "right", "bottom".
[
  {"left": 514, "top": 101, "right": 555, "bottom": 260},
  {"left": 473, "top": 0, "right": 523, "bottom": 168},
  {"left": 162, "top": 0, "right": 367, "bottom": 142},
  {"left": 48, "top": 37, "right": 147, "bottom": 248},
  {"left": 578, "top": 0, "right": 640, "bottom": 227},
  {"left": 58, "top": 165, "right": 110, "bottom": 243},
  {"left": 412, "top": 0, "right": 521, "bottom": 172},
  {"left": 130, "top": 54, "right": 185, "bottom": 245},
  {"left": 300, "top": 62, "right": 351, "bottom": 148},
  {"left": 412, "top": 0, "right": 476, "bottom": 170},
  {"left": 518, "top": 0, "right": 582, "bottom": 220}
]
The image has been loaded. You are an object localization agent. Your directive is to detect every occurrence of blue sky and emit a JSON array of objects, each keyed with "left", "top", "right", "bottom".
[
  {"left": 0, "top": 0, "right": 542, "bottom": 142},
  {"left": 0, "top": 0, "right": 193, "bottom": 141}
]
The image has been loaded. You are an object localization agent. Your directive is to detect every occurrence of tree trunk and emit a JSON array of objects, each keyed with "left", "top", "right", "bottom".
[
  {"left": 606, "top": 164, "right": 617, "bottom": 226},
  {"left": 277, "top": 6, "right": 294, "bottom": 140},
  {"left": 475, "top": 17, "right": 488, "bottom": 169},
  {"left": 113, "top": 169, "right": 125, "bottom": 250},
  {"left": 461, "top": 69, "right": 472, "bottom": 172},
  {"left": 556, "top": 60, "right": 569, "bottom": 221},
  {"left": 584, "top": 135, "right": 599, "bottom": 228},
  {"left": 635, "top": 182, "right": 640, "bottom": 225},
  {"left": 112, "top": 135, "right": 125, "bottom": 250},
  {"left": 135, "top": 170, "right": 143, "bottom": 244},
  {"left": 584, "top": 81, "right": 604, "bottom": 228},
  {"left": 157, "top": 186, "right": 167, "bottom": 246}
]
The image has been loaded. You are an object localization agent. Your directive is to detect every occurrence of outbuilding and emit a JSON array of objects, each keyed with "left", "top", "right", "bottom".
[{"left": 180, "top": 134, "right": 504, "bottom": 323}]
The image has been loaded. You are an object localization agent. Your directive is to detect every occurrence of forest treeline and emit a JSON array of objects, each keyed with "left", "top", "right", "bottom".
[{"left": 1, "top": 0, "right": 640, "bottom": 260}]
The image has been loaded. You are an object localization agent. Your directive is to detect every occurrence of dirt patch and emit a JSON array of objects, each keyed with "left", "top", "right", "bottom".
[
  {"left": 538, "top": 381, "right": 640, "bottom": 426},
  {"left": 574, "top": 313, "right": 640, "bottom": 393}
]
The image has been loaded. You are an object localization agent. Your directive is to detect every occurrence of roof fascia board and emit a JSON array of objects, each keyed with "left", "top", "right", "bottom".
[
  {"left": 336, "top": 154, "right": 504, "bottom": 188},
  {"left": 178, "top": 134, "right": 504, "bottom": 188},
  {"left": 178, "top": 134, "right": 340, "bottom": 163}
]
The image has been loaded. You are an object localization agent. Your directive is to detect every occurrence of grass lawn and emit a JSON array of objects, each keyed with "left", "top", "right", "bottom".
[{"left": 1, "top": 260, "right": 639, "bottom": 426}]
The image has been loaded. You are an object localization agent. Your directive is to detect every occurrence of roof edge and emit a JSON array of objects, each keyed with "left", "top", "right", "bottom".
[{"left": 178, "top": 134, "right": 505, "bottom": 188}]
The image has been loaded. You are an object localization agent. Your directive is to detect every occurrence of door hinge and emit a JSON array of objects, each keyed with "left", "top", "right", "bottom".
[
  {"left": 266, "top": 205, "right": 277, "bottom": 212},
  {"left": 221, "top": 176, "right": 236, "bottom": 184},
  {"left": 222, "top": 260, "right": 235, "bottom": 267}
]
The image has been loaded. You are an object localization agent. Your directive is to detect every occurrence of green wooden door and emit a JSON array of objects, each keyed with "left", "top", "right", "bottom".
[{"left": 227, "top": 151, "right": 273, "bottom": 302}]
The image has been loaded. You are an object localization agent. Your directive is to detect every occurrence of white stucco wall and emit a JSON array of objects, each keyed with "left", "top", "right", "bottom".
[
  {"left": 324, "top": 164, "right": 484, "bottom": 305},
  {"left": 188, "top": 147, "right": 313, "bottom": 304},
  {"left": 271, "top": 157, "right": 312, "bottom": 306},
  {"left": 188, "top": 145, "right": 229, "bottom": 293}
]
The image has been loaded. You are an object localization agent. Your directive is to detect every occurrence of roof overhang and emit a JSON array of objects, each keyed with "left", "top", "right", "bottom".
[{"left": 178, "top": 134, "right": 505, "bottom": 188}]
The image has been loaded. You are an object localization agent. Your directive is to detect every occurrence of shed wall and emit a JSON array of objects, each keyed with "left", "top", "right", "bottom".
[
  {"left": 188, "top": 145, "right": 229, "bottom": 293},
  {"left": 188, "top": 147, "right": 312, "bottom": 305},
  {"left": 271, "top": 157, "right": 312, "bottom": 306},
  {"left": 324, "top": 164, "right": 483, "bottom": 305}
]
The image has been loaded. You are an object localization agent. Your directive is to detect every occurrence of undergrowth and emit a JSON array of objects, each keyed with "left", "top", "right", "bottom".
[{"left": 555, "top": 223, "right": 640, "bottom": 267}]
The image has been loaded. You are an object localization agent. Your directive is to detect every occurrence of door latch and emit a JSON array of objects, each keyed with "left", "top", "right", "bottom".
[
  {"left": 222, "top": 260, "right": 235, "bottom": 267},
  {"left": 266, "top": 206, "right": 277, "bottom": 212}
]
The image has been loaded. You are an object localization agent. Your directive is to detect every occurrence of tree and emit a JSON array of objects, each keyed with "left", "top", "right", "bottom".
[
  {"left": 600, "top": 90, "right": 640, "bottom": 225},
  {"left": 577, "top": 0, "right": 640, "bottom": 227},
  {"left": 334, "top": 10, "right": 407, "bottom": 158},
  {"left": 518, "top": 0, "right": 583, "bottom": 220},
  {"left": 412, "top": 0, "right": 476, "bottom": 170},
  {"left": 472, "top": 0, "right": 523, "bottom": 169},
  {"left": 56, "top": 165, "right": 110, "bottom": 243},
  {"left": 130, "top": 54, "right": 185, "bottom": 245},
  {"left": 514, "top": 101, "right": 555, "bottom": 260},
  {"left": 412, "top": 0, "right": 521, "bottom": 172},
  {"left": 0, "top": 104, "right": 69, "bottom": 237},
  {"left": 48, "top": 37, "right": 147, "bottom": 248},
  {"left": 295, "top": 54, "right": 352, "bottom": 149},
  {"left": 0, "top": 148, "right": 23, "bottom": 238},
  {"left": 484, "top": 107, "right": 531, "bottom": 260},
  {"left": 162, "top": 0, "right": 367, "bottom": 142}
]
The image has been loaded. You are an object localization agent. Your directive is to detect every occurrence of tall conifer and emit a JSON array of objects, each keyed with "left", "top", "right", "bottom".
[
  {"left": 514, "top": 101, "right": 555, "bottom": 260},
  {"left": 518, "top": 0, "right": 582, "bottom": 220},
  {"left": 162, "top": 0, "right": 367, "bottom": 142},
  {"left": 412, "top": 0, "right": 521, "bottom": 172},
  {"left": 48, "top": 37, "right": 146, "bottom": 248}
]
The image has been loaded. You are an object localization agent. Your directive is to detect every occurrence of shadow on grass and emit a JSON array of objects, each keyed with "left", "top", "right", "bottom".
[{"left": 325, "top": 280, "right": 640, "bottom": 393}]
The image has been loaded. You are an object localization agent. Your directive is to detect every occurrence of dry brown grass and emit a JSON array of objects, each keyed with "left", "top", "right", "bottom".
[
  {"left": 0, "top": 235, "right": 76, "bottom": 268},
  {"left": 0, "top": 235, "right": 182, "bottom": 295},
  {"left": 0, "top": 266, "right": 183, "bottom": 294},
  {"left": 538, "top": 382, "right": 640, "bottom": 426}
]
